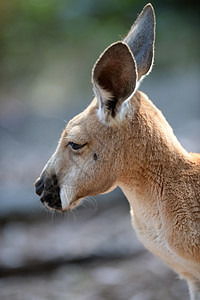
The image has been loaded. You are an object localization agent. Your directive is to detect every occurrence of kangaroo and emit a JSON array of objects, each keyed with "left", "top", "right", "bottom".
[{"left": 35, "top": 4, "right": 200, "bottom": 299}]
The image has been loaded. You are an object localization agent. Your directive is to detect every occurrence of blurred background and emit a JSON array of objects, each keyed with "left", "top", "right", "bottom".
[{"left": 0, "top": 0, "right": 199, "bottom": 299}]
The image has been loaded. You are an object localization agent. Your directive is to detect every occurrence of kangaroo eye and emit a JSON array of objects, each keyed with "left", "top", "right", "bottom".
[{"left": 68, "top": 142, "right": 87, "bottom": 150}]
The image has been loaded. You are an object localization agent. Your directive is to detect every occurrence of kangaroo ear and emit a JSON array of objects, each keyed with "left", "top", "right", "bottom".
[
  {"left": 92, "top": 42, "right": 137, "bottom": 125},
  {"left": 124, "top": 3, "right": 155, "bottom": 81}
]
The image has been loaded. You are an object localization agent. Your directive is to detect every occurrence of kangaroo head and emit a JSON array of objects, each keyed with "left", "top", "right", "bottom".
[{"left": 35, "top": 4, "right": 155, "bottom": 212}]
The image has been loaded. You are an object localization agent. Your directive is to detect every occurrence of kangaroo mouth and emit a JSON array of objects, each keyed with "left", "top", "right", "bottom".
[{"left": 40, "top": 192, "right": 62, "bottom": 211}]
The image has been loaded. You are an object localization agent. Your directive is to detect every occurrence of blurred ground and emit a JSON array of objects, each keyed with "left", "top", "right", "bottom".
[
  {"left": 0, "top": 204, "right": 188, "bottom": 300},
  {"left": 0, "top": 1, "right": 199, "bottom": 300}
]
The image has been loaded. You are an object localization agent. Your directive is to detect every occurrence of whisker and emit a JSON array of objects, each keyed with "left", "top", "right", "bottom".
[
  {"left": 88, "top": 196, "right": 98, "bottom": 211},
  {"left": 71, "top": 209, "right": 77, "bottom": 223},
  {"left": 84, "top": 196, "right": 98, "bottom": 211},
  {"left": 79, "top": 202, "right": 87, "bottom": 209},
  {"left": 51, "top": 210, "right": 55, "bottom": 224}
]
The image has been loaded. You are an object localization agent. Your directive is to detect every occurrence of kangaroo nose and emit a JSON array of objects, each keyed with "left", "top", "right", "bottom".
[{"left": 35, "top": 178, "right": 44, "bottom": 196}]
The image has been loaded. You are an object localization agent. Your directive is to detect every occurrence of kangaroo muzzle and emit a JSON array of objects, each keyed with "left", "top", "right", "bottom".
[{"left": 35, "top": 174, "right": 61, "bottom": 210}]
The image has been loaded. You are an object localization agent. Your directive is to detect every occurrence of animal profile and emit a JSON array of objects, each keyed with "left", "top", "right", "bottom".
[{"left": 35, "top": 4, "right": 200, "bottom": 299}]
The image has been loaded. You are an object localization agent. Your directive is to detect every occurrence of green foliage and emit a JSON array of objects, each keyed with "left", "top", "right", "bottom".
[{"left": 0, "top": 0, "right": 199, "bottom": 85}]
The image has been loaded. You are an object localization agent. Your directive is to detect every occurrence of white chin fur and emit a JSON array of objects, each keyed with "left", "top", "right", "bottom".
[{"left": 60, "top": 186, "right": 72, "bottom": 209}]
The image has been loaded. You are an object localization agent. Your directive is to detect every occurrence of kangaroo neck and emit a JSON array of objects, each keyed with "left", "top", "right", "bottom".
[{"left": 119, "top": 91, "right": 191, "bottom": 205}]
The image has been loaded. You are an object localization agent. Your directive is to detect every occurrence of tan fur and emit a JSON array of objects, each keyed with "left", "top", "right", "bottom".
[
  {"left": 35, "top": 4, "right": 200, "bottom": 299},
  {"left": 40, "top": 89, "right": 200, "bottom": 291}
]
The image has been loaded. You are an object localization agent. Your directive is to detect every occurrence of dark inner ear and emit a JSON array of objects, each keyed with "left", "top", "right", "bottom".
[
  {"left": 124, "top": 4, "right": 155, "bottom": 80},
  {"left": 92, "top": 42, "right": 137, "bottom": 118}
]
